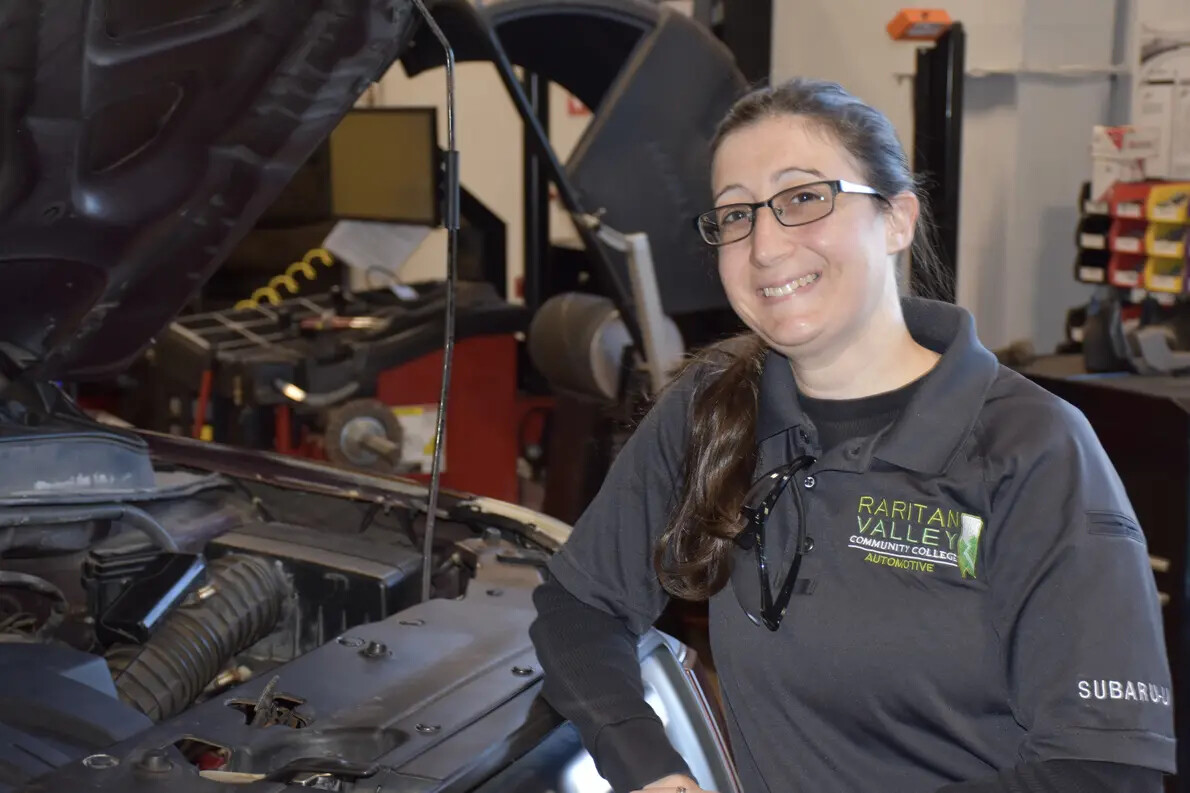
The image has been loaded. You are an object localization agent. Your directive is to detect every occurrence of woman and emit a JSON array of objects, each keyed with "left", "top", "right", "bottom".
[{"left": 529, "top": 79, "right": 1175, "bottom": 793}]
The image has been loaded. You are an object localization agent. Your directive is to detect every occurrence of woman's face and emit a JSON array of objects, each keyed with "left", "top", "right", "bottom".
[{"left": 711, "top": 114, "right": 908, "bottom": 359}]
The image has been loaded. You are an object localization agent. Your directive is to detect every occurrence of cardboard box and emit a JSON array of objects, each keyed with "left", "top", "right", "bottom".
[
  {"left": 1091, "top": 125, "right": 1164, "bottom": 159},
  {"left": 1134, "top": 20, "right": 1190, "bottom": 179},
  {"left": 1091, "top": 158, "right": 1145, "bottom": 202},
  {"left": 1174, "top": 84, "right": 1190, "bottom": 179},
  {"left": 1135, "top": 84, "right": 1176, "bottom": 178},
  {"left": 1089, "top": 126, "right": 1160, "bottom": 200}
]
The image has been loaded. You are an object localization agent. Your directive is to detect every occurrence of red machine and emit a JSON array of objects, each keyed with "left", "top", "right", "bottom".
[{"left": 134, "top": 281, "right": 550, "bottom": 505}]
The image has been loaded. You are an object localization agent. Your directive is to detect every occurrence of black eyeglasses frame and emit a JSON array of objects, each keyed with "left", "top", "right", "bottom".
[
  {"left": 693, "top": 179, "right": 884, "bottom": 247},
  {"left": 732, "top": 455, "right": 817, "bottom": 632}
]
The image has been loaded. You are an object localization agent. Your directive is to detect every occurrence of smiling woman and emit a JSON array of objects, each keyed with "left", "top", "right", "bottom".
[
  {"left": 699, "top": 86, "right": 943, "bottom": 392},
  {"left": 530, "top": 77, "right": 1174, "bottom": 793},
  {"left": 658, "top": 81, "right": 950, "bottom": 609}
]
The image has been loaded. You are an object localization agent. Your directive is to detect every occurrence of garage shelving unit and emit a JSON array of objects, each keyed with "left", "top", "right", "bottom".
[{"left": 1074, "top": 179, "right": 1190, "bottom": 303}]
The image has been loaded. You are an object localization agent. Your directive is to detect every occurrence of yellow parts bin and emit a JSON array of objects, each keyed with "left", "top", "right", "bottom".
[{"left": 1147, "top": 183, "right": 1190, "bottom": 223}]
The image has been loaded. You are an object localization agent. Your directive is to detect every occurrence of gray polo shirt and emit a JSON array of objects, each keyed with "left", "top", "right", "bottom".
[{"left": 546, "top": 297, "right": 1176, "bottom": 792}]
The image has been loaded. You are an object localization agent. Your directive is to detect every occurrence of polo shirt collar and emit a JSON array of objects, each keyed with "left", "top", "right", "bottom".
[{"left": 755, "top": 297, "right": 999, "bottom": 474}]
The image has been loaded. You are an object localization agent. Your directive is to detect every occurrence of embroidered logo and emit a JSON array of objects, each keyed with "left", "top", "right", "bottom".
[
  {"left": 958, "top": 513, "right": 984, "bottom": 579},
  {"left": 848, "top": 496, "right": 984, "bottom": 578}
]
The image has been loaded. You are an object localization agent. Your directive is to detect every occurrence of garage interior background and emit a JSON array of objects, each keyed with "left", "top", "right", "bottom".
[{"left": 376, "top": 0, "right": 1189, "bottom": 356}]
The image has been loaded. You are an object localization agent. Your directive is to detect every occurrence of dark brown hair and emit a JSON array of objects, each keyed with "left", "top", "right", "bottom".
[{"left": 652, "top": 78, "right": 945, "bottom": 601}]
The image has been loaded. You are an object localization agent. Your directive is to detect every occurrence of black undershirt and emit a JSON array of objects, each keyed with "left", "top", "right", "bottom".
[
  {"left": 530, "top": 377, "right": 1164, "bottom": 793},
  {"left": 796, "top": 375, "right": 924, "bottom": 453}
]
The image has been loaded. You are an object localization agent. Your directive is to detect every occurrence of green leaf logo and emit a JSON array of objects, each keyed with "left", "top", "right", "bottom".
[{"left": 958, "top": 513, "right": 984, "bottom": 579}]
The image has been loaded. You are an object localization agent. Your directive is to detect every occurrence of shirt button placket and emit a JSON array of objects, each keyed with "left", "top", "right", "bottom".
[
  {"left": 803, "top": 474, "right": 816, "bottom": 489},
  {"left": 796, "top": 427, "right": 818, "bottom": 457}
]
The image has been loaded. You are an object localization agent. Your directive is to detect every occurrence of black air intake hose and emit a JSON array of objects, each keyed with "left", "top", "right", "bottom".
[{"left": 106, "top": 554, "right": 288, "bottom": 721}]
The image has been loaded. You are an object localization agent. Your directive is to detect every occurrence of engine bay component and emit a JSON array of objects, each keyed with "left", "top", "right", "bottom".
[
  {"left": 0, "top": 571, "right": 69, "bottom": 641},
  {"left": 0, "top": 378, "right": 157, "bottom": 501},
  {"left": 206, "top": 520, "right": 423, "bottom": 655},
  {"left": 83, "top": 538, "right": 176, "bottom": 627},
  {"left": 14, "top": 522, "right": 740, "bottom": 793},
  {"left": 93, "top": 552, "right": 207, "bottom": 646},
  {"left": 33, "top": 578, "right": 549, "bottom": 791},
  {"left": 106, "top": 554, "right": 289, "bottom": 721},
  {"left": 0, "top": 643, "right": 151, "bottom": 793},
  {"left": 325, "top": 398, "right": 405, "bottom": 472},
  {"left": 0, "top": 503, "right": 179, "bottom": 554}
]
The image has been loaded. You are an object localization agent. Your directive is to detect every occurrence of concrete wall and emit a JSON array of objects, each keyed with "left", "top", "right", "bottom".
[{"left": 771, "top": 0, "right": 1128, "bottom": 352}]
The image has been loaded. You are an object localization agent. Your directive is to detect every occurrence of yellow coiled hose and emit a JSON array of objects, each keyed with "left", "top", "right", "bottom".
[{"left": 234, "top": 248, "right": 335, "bottom": 310}]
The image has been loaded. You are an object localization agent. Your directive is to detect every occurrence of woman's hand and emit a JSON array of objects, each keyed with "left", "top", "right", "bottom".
[{"left": 633, "top": 773, "right": 716, "bottom": 793}]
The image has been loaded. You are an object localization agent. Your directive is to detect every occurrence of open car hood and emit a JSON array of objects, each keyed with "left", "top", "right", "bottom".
[{"left": 0, "top": 0, "right": 420, "bottom": 381}]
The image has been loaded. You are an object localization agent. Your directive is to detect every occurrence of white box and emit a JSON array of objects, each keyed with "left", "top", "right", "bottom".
[
  {"left": 1090, "top": 124, "right": 1163, "bottom": 159},
  {"left": 1174, "top": 84, "right": 1190, "bottom": 179},
  {"left": 1135, "top": 84, "right": 1176, "bottom": 178},
  {"left": 1134, "top": 20, "right": 1190, "bottom": 179},
  {"left": 1091, "top": 155, "right": 1146, "bottom": 201},
  {"left": 1089, "top": 125, "right": 1160, "bottom": 198}
]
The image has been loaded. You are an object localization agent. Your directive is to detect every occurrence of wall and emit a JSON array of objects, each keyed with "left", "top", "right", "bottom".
[
  {"left": 771, "top": 0, "right": 1026, "bottom": 155},
  {"left": 771, "top": 0, "right": 1128, "bottom": 353},
  {"left": 1009, "top": 1, "right": 1120, "bottom": 354}
]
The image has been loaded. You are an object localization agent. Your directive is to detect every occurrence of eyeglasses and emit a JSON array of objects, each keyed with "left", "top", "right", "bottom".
[
  {"left": 730, "top": 456, "right": 816, "bottom": 631},
  {"left": 694, "top": 179, "right": 883, "bottom": 246}
]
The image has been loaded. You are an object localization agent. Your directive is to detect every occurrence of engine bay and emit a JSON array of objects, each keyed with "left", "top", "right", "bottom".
[{"left": 0, "top": 396, "right": 561, "bottom": 793}]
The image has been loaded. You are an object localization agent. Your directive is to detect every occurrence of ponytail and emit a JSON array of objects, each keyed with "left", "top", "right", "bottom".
[{"left": 653, "top": 334, "right": 768, "bottom": 600}]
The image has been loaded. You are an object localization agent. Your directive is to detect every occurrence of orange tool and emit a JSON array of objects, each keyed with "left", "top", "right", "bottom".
[{"left": 887, "top": 8, "right": 952, "bottom": 41}]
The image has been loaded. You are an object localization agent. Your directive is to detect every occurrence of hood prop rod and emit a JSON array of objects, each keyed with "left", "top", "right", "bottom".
[{"left": 411, "top": 0, "right": 460, "bottom": 604}]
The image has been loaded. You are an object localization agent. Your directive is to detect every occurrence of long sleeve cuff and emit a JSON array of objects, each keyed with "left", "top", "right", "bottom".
[{"left": 594, "top": 715, "right": 693, "bottom": 793}]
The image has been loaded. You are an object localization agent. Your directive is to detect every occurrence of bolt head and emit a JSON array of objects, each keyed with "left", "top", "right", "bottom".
[
  {"left": 138, "top": 750, "right": 172, "bottom": 773},
  {"left": 83, "top": 754, "right": 119, "bottom": 770},
  {"left": 362, "top": 640, "right": 389, "bottom": 658}
]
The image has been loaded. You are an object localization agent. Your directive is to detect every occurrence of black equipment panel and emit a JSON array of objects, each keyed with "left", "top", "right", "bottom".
[
  {"left": 566, "top": 9, "right": 746, "bottom": 317},
  {"left": 156, "top": 281, "right": 530, "bottom": 408}
]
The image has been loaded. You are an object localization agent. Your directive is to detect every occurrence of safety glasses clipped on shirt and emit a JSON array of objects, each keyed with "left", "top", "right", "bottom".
[{"left": 730, "top": 456, "right": 816, "bottom": 631}]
